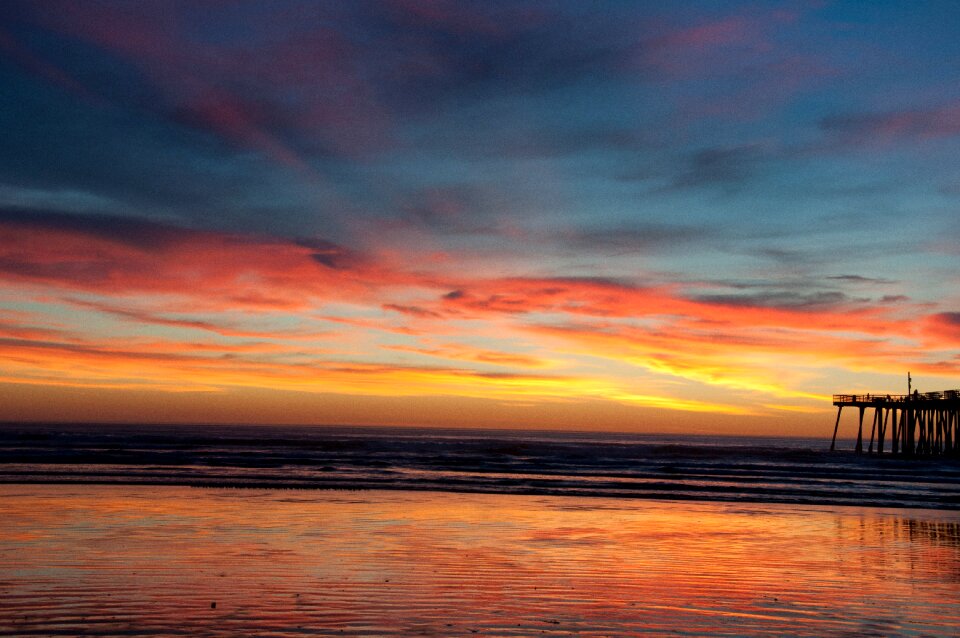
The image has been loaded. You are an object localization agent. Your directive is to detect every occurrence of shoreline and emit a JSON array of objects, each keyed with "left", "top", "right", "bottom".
[{"left": 2, "top": 476, "right": 960, "bottom": 512}]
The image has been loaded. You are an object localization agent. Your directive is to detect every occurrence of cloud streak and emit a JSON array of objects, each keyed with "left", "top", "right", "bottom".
[{"left": 820, "top": 102, "right": 960, "bottom": 147}]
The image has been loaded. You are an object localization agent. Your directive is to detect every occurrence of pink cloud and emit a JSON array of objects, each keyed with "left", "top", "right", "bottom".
[
  {"left": 384, "top": 0, "right": 508, "bottom": 36},
  {"left": 0, "top": 26, "right": 101, "bottom": 103},
  {"left": 821, "top": 102, "right": 960, "bottom": 146},
  {"left": 633, "top": 10, "right": 798, "bottom": 78},
  {"left": 925, "top": 312, "right": 960, "bottom": 347},
  {"left": 0, "top": 213, "right": 424, "bottom": 311},
  {"left": 21, "top": 2, "right": 394, "bottom": 166}
]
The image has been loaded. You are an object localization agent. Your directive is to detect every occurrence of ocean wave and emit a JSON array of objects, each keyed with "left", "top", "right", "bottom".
[{"left": 1, "top": 423, "right": 959, "bottom": 510}]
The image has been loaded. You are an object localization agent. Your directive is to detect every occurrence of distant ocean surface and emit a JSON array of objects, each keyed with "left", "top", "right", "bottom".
[{"left": 2, "top": 422, "right": 959, "bottom": 510}]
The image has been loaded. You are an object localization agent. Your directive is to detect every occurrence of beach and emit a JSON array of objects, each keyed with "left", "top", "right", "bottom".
[
  {"left": 2, "top": 484, "right": 959, "bottom": 636},
  {"left": 2, "top": 424, "right": 960, "bottom": 636}
]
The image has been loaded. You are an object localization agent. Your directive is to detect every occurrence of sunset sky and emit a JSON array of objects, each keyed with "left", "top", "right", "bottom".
[{"left": 1, "top": 1, "right": 959, "bottom": 435}]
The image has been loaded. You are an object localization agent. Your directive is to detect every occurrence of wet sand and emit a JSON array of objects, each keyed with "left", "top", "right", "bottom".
[{"left": 2, "top": 485, "right": 959, "bottom": 636}]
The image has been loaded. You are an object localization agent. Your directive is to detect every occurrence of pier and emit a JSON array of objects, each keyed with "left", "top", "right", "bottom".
[{"left": 831, "top": 391, "right": 960, "bottom": 456}]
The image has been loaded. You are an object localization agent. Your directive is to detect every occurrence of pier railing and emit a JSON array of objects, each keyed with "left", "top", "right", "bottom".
[
  {"left": 833, "top": 391, "right": 960, "bottom": 404},
  {"left": 833, "top": 394, "right": 906, "bottom": 404}
]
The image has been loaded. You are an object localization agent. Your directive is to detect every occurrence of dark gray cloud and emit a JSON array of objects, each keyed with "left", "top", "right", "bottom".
[
  {"left": 617, "top": 143, "right": 771, "bottom": 194},
  {"left": 408, "top": 126, "right": 654, "bottom": 162},
  {"left": 669, "top": 144, "right": 767, "bottom": 191},
  {"left": 687, "top": 145, "right": 757, "bottom": 181},
  {"left": 935, "top": 312, "right": 960, "bottom": 327},
  {"left": 819, "top": 103, "right": 960, "bottom": 146},
  {"left": 827, "top": 274, "right": 896, "bottom": 285},
  {"left": 0, "top": 207, "right": 186, "bottom": 249},
  {"left": 382, "top": 304, "right": 443, "bottom": 319},
  {"left": 370, "top": 3, "right": 628, "bottom": 109},
  {"left": 553, "top": 224, "right": 708, "bottom": 254},
  {"left": 693, "top": 290, "right": 858, "bottom": 311},
  {"left": 293, "top": 238, "right": 364, "bottom": 271},
  {"left": 0, "top": 61, "right": 318, "bottom": 231},
  {"left": 396, "top": 185, "right": 485, "bottom": 233},
  {"left": 753, "top": 247, "right": 810, "bottom": 265},
  {"left": 496, "top": 129, "right": 652, "bottom": 159},
  {"left": 0, "top": 255, "right": 112, "bottom": 285}
]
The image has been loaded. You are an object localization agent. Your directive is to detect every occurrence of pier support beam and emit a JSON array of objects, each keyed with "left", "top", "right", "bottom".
[
  {"left": 878, "top": 408, "right": 889, "bottom": 454},
  {"left": 855, "top": 407, "right": 864, "bottom": 454},
  {"left": 830, "top": 406, "right": 843, "bottom": 452},
  {"left": 908, "top": 407, "right": 915, "bottom": 455},
  {"left": 891, "top": 408, "right": 900, "bottom": 455}
]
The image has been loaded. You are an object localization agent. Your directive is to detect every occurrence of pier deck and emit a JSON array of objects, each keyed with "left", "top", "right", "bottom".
[{"left": 831, "top": 391, "right": 960, "bottom": 455}]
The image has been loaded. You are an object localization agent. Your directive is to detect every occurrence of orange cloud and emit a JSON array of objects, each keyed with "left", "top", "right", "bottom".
[
  {"left": 384, "top": 343, "right": 548, "bottom": 369},
  {"left": 0, "top": 211, "right": 429, "bottom": 311},
  {"left": 2, "top": 212, "right": 958, "bottom": 428}
]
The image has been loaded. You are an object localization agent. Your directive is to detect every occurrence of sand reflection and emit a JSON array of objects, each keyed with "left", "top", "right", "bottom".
[{"left": 1, "top": 486, "right": 959, "bottom": 636}]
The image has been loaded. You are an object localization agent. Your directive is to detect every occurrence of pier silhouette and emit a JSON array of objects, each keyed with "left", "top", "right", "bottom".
[{"left": 831, "top": 390, "right": 960, "bottom": 456}]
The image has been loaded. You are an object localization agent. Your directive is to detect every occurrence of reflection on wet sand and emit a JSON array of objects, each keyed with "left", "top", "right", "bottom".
[{"left": 1, "top": 486, "right": 959, "bottom": 636}]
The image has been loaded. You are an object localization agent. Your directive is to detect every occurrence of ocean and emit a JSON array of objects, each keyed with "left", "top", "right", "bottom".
[
  {"left": 1, "top": 423, "right": 959, "bottom": 636},
  {"left": 1, "top": 423, "right": 959, "bottom": 509}
]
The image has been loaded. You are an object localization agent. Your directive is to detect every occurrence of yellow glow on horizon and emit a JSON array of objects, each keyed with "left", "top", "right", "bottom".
[{"left": 606, "top": 391, "right": 758, "bottom": 416}]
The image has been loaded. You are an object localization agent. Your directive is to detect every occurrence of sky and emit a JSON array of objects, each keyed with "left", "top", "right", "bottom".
[{"left": 1, "top": 0, "right": 959, "bottom": 435}]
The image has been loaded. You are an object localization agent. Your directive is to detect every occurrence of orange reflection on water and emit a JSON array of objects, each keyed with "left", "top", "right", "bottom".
[{"left": 1, "top": 486, "right": 959, "bottom": 636}]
